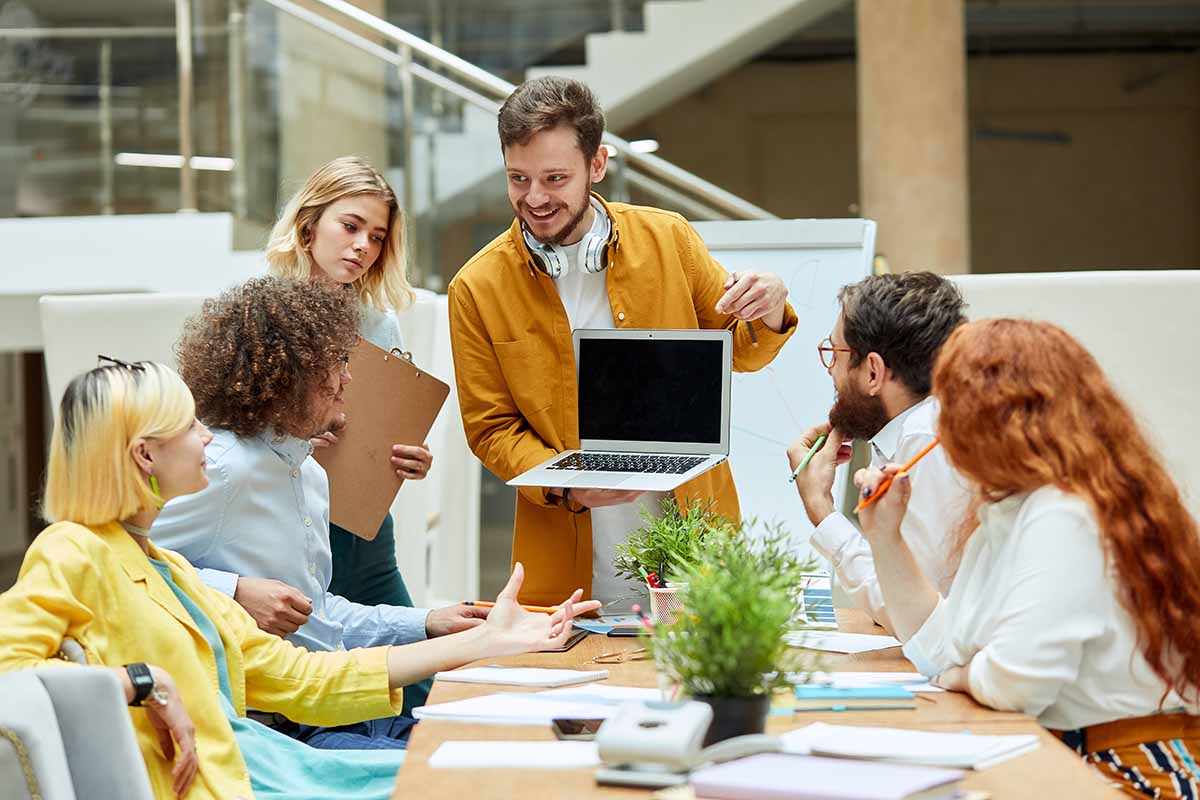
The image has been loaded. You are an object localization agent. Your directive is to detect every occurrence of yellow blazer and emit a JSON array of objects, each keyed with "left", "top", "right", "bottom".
[
  {"left": 448, "top": 195, "right": 798, "bottom": 604},
  {"left": 0, "top": 521, "right": 404, "bottom": 800}
]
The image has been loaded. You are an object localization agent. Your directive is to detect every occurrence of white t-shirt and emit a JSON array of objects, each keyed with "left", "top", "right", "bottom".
[{"left": 552, "top": 214, "right": 668, "bottom": 612}]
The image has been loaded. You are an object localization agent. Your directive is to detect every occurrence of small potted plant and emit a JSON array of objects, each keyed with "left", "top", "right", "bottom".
[
  {"left": 611, "top": 499, "right": 734, "bottom": 622},
  {"left": 648, "top": 523, "right": 818, "bottom": 745}
]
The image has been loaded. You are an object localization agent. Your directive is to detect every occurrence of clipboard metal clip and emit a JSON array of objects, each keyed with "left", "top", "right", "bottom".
[{"left": 387, "top": 348, "right": 414, "bottom": 363}]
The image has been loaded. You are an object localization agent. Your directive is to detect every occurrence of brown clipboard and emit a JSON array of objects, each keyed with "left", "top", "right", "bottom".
[{"left": 313, "top": 338, "right": 450, "bottom": 540}]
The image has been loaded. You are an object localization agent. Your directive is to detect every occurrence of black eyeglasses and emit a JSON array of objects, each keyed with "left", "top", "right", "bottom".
[{"left": 97, "top": 354, "right": 146, "bottom": 372}]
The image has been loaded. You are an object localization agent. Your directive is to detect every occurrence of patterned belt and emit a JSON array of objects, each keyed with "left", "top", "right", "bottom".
[{"left": 1051, "top": 712, "right": 1200, "bottom": 754}]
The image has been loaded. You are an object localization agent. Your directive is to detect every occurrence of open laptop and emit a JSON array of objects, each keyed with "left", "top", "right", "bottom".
[{"left": 508, "top": 329, "right": 732, "bottom": 492}]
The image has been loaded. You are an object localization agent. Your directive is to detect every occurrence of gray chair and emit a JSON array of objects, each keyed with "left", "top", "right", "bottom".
[{"left": 0, "top": 667, "right": 154, "bottom": 800}]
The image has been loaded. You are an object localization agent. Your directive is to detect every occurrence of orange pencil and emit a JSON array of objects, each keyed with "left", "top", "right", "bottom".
[
  {"left": 464, "top": 600, "right": 560, "bottom": 614},
  {"left": 855, "top": 439, "right": 941, "bottom": 511}
]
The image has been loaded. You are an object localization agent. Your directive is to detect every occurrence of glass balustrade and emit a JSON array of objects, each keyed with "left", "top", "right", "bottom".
[{"left": 1, "top": 0, "right": 759, "bottom": 291}]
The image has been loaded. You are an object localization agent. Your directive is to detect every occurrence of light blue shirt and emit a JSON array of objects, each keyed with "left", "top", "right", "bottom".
[
  {"left": 359, "top": 303, "right": 404, "bottom": 353},
  {"left": 152, "top": 428, "right": 430, "bottom": 652}
]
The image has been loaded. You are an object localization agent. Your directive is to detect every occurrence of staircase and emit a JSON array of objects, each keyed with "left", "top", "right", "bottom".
[
  {"left": 526, "top": 0, "right": 848, "bottom": 131},
  {"left": 407, "top": 0, "right": 846, "bottom": 221}
]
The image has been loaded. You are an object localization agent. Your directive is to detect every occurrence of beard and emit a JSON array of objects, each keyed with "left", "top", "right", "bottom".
[
  {"left": 828, "top": 383, "right": 890, "bottom": 441},
  {"left": 517, "top": 181, "right": 592, "bottom": 246}
]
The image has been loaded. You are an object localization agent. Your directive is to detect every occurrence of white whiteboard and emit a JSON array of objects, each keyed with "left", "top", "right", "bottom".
[{"left": 693, "top": 220, "right": 876, "bottom": 555}]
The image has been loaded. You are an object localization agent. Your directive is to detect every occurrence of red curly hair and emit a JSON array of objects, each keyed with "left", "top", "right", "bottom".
[{"left": 934, "top": 318, "right": 1200, "bottom": 703}]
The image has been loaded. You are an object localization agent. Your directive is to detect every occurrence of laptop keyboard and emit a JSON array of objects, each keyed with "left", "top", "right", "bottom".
[{"left": 546, "top": 452, "right": 708, "bottom": 474}]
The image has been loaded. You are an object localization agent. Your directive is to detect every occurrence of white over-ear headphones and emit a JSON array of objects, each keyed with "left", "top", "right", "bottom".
[{"left": 522, "top": 197, "right": 612, "bottom": 279}]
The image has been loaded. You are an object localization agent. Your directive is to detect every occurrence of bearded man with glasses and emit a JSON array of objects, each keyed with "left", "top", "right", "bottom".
[{"left": 788, "top": 272, "right": 972, "bottom": 637}]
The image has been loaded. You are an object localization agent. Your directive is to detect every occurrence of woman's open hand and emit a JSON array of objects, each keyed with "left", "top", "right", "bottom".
[{"left": 483, "top": 563, "right": 601, "bottom": 656}]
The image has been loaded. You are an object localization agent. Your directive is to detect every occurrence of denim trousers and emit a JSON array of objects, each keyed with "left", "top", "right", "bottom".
[{"left": 327, "top": 511, "right": 432, "bottom": 715}]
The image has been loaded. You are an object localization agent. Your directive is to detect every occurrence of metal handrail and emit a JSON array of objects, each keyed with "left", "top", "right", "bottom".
[
  {"left": 263, "top": 0, "right": 777, "bottom": 220},
  {"left": 7, "top": 0, "right": 776, "bottom": 222}
]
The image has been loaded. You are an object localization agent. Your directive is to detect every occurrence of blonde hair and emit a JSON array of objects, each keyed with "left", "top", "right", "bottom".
[
  {"left": 265, "top": 156, "right": 414, "bottom": 312},
  {"left": 42, "top": 362, "right": 195, "bottom": 525}
]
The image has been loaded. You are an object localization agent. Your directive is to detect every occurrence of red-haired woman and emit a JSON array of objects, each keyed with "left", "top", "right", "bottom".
[{"left": 856, "top": 318, "right": 1200, "bottom": 798}]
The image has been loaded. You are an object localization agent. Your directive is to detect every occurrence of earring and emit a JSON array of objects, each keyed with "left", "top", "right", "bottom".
[{"left": 149, "top": 475, "right": 163, "bottom": 509}]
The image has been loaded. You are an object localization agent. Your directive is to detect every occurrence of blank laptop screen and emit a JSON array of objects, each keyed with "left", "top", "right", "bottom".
[{"left": 578, "top": 337, "right": 724, "bottom": 445}]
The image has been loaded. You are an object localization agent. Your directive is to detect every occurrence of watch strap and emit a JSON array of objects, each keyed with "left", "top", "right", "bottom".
[
  {"left": 125, "top": 662, "right": 154, "bottom": 706},
  {"left": 562, "top": 488, "right": 587, "bottom": 515}
]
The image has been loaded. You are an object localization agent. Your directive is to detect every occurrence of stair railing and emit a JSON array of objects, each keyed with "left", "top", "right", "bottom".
[{"left": 254, "top": 0, "right": 778, "bottom": 223}]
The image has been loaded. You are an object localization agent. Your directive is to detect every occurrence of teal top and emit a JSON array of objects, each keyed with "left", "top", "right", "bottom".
[{"left": 148, "top": 559, "right": 404, "bottom": 800}]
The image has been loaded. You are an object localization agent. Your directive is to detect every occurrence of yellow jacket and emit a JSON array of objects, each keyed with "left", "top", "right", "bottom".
[
  {"left": 0, "top": 521, "right": 404, "bottom": 800},
  {"left": 448, "top": 196, "right": 798, "bottom": 605}
]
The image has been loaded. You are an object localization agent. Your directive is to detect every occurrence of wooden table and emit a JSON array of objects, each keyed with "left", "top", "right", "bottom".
[{"left": 393, "top": 611, "right": 1121, "bottom": 798}]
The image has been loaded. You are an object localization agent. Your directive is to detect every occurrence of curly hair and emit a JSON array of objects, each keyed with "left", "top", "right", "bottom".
[
  {"left": 934, "top": 318, "right": 1200, "bottom": 704},
  {"left": 839, "top": 272, "right": 967, "bottom": 396},
  {"left": 176, "top": 277, "right": 359, "bottom": 438}
]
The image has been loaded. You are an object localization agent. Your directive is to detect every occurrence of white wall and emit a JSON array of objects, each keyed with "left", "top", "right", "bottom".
[
  {"left": 0, "top": 213, "right": 264, "bottom": 351},
  {"left": 953, "top": 271, "right": 1200, "bottom": 519}
]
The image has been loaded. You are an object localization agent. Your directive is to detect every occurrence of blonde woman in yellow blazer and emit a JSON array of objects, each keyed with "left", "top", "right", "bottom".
[{"left": 0, "top": 360, "right": 595, "bottom": 800}]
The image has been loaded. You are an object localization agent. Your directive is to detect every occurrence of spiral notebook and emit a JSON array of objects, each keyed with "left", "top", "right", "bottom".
[{"left": 313, "top": 338, "right": 449, "bottom": 540}]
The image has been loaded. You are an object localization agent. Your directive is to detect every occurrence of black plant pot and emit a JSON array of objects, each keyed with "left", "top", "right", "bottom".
[{"left": 693, "top": 693, "right": 771, "bottom": 746}]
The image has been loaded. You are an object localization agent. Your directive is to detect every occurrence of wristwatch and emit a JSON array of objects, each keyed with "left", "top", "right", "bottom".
[{"left": 125, "top": 663, "right": 167, "bottom": 707}]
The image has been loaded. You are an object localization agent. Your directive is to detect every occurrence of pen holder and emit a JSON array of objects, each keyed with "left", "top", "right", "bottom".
[{"left": 648, "top": 582, "right": 686, "bottom": 626}]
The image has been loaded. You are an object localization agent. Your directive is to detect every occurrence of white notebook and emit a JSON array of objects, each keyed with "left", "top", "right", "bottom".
[
  {"left": 690, "top": 753, "right": 963, "bottom": 800},
  {"left": 413, "top": 685, "right": 662, "bottom": 726},
  {"left": 433, "top": 666, "right": 609, "bottom": 687},
  {"left": 784, "top": 631, "right": 902, "bottom": 654},
  {"left": 429, "top": 740, "right": 600, "bottom": 769},
  {"left": 781, "top": 723, "right": 1040, "bottom": 770}
]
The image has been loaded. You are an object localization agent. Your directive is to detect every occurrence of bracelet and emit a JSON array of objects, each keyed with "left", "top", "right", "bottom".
[{"left": 562, "top": 488, "right": 587, "bottom": 515}]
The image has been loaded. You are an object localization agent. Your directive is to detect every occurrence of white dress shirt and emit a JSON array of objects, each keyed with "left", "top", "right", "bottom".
[
  {"left": 810, "top": 396, "right": 970, "bottom": 630},
  {"left": 552, "top": 210, "right": 667, "bottom": 611},
  {"left": 904, "top": 486, "right": 1191, "bottom": 730},
  {"left": 152, "top": 428, "right": 430, "bottom": 653}
]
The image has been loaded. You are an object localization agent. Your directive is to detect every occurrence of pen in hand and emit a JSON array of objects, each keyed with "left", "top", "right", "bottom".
[
  {"left": 788, "top": 434, "right": 827, "bottom": 483},
  {"left": 855, "top": 439, "right": 940, "bottom": 511},
  {"left": 464, "top": 600, "right": 560, "bottom": 614}
]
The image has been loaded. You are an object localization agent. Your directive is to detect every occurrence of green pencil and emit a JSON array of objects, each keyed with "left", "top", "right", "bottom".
[{"left": 787, "top": 434, "right": 827, "bottom": 483}]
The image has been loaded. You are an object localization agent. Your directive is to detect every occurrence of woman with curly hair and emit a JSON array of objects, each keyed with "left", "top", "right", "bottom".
[
  {"left": 154, "top": 277, "right": 502, "bottom": 751},
  {"left": 263, "top": 158, "right": 436, "bottom": 712},
  {"left": 856, "top": 318, "right": 1200, "bottom": 798},
  {"left": 0, "top": 358, "right": 592, "bottom": 800}
]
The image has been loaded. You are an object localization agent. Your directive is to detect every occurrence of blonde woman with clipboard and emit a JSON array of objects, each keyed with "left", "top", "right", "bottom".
[{"left": 264, "top": 156, "right": 455, "bottom": 713}]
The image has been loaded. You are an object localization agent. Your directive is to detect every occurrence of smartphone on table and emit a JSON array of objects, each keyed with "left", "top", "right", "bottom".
[{"left": 550, "top": 718, "right": 606, "bottom": 741}]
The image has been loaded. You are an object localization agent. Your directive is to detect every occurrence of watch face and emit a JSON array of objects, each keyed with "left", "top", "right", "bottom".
[{"left": 126, "top": 663, "right": 155, "bottom": 705}]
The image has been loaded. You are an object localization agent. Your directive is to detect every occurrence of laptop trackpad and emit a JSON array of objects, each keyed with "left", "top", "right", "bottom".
[{"left": 560, "top": 472, "right": 639, "bottom": 488}]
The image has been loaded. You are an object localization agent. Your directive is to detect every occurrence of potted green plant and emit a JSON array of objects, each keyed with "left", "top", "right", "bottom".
[
  {"left": 647, "top": 523, "right": 818, "bottom": 745},
  {"left": 611, "top": 499, "right": 734, "bottom": 622}
]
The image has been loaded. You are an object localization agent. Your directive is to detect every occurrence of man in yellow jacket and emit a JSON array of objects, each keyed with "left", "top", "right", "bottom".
[{"left": 449, "top": 77, "right": 799, "bottom": 607}]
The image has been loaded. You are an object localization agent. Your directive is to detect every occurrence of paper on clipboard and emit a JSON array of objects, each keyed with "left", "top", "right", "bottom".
[{"left": 313, "top": 337, "right": 449, "bottom": 540}]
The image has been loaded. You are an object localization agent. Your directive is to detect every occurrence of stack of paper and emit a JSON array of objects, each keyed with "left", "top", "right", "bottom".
[
  {"left": 796, "top": 573, "right": 838, "bottom": 630},
  {"left": 792, "top": 671, "right": 944, "bottom": 693},
  {"left": 429, "top": 740, "right": 600, "bottom": 769},
  {"left": 781, "top": 722, "right": 1040, "bottom": 769},
  {"left": 413, "top": 684, "right": 662, "bottom": 725},
  {"left": 784, "top": 631, "right": 902, "bottom": 654},
  {"left": 690, "top": 753, "right": 963, "bottom": 800},
  {"left": 433, "top": 666, "right": 609, "bottom": 687}
]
